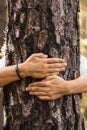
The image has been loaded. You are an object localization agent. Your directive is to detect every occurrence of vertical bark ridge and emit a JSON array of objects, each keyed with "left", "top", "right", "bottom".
[{"left": 3, "top": 0, "right": 85, "bottom": 130}]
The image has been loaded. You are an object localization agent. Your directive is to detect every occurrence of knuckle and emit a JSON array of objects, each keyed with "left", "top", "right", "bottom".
[
  {"left": 42, "top": 59, "right": 46, "bottom": 63},
  {"left": 41, "top": 64, "right": 47, "bottom": 69},
  {"left": 47, "top": 59, "right": 52, "bottom": 63},
  {"left": 44, "top": 82, "right": 48, "bottom": 86},
  {"left": 32, "top": 54, "right": 36, "bottom": 57},
  {"left": 59, "top": 63, "right": 62, "bottom": 67},
  {"left": 55, "top": 64, "right": 58, "bottom": 67},
  {"left": 44, "top": 64, "right": 48, "bottom": 69},
  {"left": 41, "top": 70, "right": 46, "bottom": 75},
  {"left": 55, "top": 64, "right": 59, "bottom": 68}
]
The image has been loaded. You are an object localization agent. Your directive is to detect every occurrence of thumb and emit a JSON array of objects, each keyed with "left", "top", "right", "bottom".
[{"left": 43, "top": 75, "right": 57, "bottom": 81}]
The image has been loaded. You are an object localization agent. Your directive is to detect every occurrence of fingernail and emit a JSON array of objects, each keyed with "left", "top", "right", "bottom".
[
  {"left": 62, "top": 68, "right": 66, "bottom": 71},
  {"left": 43, "top": 54, "right": 48, "bottom": 57},
  {"left": 26, "top": 88, "right": 28, "bottom": 91},
  {"left": 44, "top": 55, "right": 48, "bottom": 57},
  {"left": 29, "top": 92, "right": 32, "bottom": 95}
]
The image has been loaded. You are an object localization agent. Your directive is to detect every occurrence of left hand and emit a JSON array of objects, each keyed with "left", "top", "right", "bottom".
[
  {"left": 20, "top": 53, "right": 67, "bottom": 78},
  {"left": 26, "top": 75, "right": 69, "bottom": 100}
]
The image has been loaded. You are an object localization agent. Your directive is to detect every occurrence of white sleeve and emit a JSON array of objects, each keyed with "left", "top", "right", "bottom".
[
  {"left": 0, "top": 57, "right": 5, "bottom": 69},
  {"left": 0, "top": 57, "right": 5, "bottom": 91},
  {"left": 80, "top": 55, "right": 87, "bottom": 76}
]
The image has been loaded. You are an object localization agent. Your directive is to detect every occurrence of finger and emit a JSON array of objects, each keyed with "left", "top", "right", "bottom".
[
  {"left": 47, "top": 72, "right": 59, "bottom": 76},
  {"left": 33, "top": 53, "right": 47, "bottom": 58},
  {"left": 53, "top": 94, "right": 64, "bottom": 100},
  {"left": 29, "top": 82, "right": 47, "bottom": 88},
  {"left": 45, "top": 58, "right": 65, "bottom": 64},
  {"left": 31, "top": 73, "right": 49, "bottom": 79},
  {"left": 37, "top": 96, "right": 50, "bottom": 101},
  {"left": 38, "top": 94, "right": 63, "bottom": 101},
  {"left": 26, "top": 84, "right": 46, "bottom": 92},
  {"left": 26, "top": 86, "right": 48, "bottom": 92},
  {"left": 48, "top": 63, "right": 67, "bottom": 68},
  {"left": 43, "top": 75, "right": 57, "bottom": 81},
  {"left": 29, "top": 92, "right": 47, "bottom": 96},
  {"left": 47, "top": 68, "right": 65, "bottom": 73}
]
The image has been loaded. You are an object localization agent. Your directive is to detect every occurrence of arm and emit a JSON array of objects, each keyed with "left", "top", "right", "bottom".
[
  {"left": 0, "top": 64, "right": 21, "bottom": 87},
  {"left": 67, "top": 74, "right": 87, "bottom": 94},
  {"left": 0, "top": 53, "right": 66, "bottom": 87},
  {"left": 26, "top": 55, "right": 87, "bottom": 100},
  {"left": 27, "top": 74, "right": 87, "bottom": 100}
]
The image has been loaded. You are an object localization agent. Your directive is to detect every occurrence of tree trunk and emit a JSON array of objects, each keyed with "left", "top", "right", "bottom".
[
  {"left": 0, "top": 1, "right": 7, "bottom": 130},
  {"left": 0, "top": 0, "right": 7, "bottom": 52},
  {"left": 3, "top": 0, "right": 85, "bottom": 130}
]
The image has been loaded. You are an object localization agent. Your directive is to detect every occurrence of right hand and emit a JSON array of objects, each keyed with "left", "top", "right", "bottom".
[{"left": 20, "top": 53, "right": 67, "bottom": 78}]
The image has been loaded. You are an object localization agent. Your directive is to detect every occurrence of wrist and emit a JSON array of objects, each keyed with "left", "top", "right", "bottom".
[
  {"left": 18, "top": 63, "right": 27, "bottom": 78},
  {"left": 65, "top": 80, "right": 76, "bottom": 95},
  {"left": 19, "top": 62, "right": 33, "bottom": 78},
  {"left": 62, "top": 80, "right": 71, "bottom": 95}
]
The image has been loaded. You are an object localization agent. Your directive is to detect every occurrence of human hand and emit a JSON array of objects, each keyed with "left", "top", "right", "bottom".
[
  {"left": 26, "top": 75, "right": 69, "bottom": 100},
  {"left": 20, "top": 53, "right": 67, "bottom": 78}
]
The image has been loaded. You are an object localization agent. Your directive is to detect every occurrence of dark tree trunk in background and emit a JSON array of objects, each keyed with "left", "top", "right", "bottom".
[
  {"left": 0, "top": 1, "right": 7, "bottom": 130},
  {"left": 3, "top": 0, "right": 85, "bottom": 130},
  {"left": 0, "top": 0, "right": 7, "bottom": 51}
]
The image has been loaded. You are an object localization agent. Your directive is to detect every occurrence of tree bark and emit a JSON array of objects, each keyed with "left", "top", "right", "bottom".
[
  {"left": 3, "top": 0, "right": 85, "bottom": 130},
  {"left": 0, "top": 0, "right": 7, "bottom": 51},
  {"left": 0, "top": 1, "right": 7, "bottom": 130}
]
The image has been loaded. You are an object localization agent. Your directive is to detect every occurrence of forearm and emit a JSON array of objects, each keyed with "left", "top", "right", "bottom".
[
  {"left": 0, "top": 64, "right": 24, "bottom": 87},
  {"left": 67, "top": 74, "right": 87, "bottom": 95}
]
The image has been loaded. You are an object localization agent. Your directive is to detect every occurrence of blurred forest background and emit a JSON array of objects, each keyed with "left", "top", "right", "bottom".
[
  {"left": 0, "top": 0, "right": 87, "bottom": 129},
  {"left": 80, "top": 0, "right": 87, "bottom": 129}
]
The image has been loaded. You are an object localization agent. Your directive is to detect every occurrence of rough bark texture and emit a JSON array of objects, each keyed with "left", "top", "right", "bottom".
[
  {"left": 0, "top": 1, "right": 7, "bottom": 130},
  {"left": 0, "top": 0, "right": 7, "bottom": 51},
  {"left": 3, "top": 0, "right": 85, "bottom": 130}
]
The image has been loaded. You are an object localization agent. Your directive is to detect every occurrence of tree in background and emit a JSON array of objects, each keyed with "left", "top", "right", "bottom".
[
  {"left": 0, "top": 0, "right": 7, "bottom": 52},
  {"left": 0, "top": 1, "right": 7, "bottom": 130},
  {"left": 3, "top": 0, "right": 85, "bottom": 130}
]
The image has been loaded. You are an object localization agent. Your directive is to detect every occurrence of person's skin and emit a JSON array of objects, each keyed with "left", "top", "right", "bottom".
[
  {"left": 0, "top": 53, "right": 67, "bottom": 87},
  {"left": 26, "top": 74, "right": 87, "bottom": 101}
]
